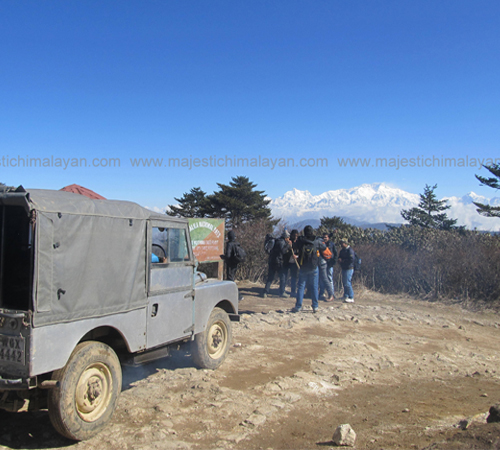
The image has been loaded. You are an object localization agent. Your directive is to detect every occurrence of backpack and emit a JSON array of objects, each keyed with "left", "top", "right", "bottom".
[
  {"left": 269, "top": 238, "right": 287, "bottom": 268},
  {"left": 353, "top": 252, "right": 361, "bottom": 271},
  {"left": 233, "top": 244, "right": 247, "bottom": 264},
  {"left": 264, "top": 234, "right": 275, "bottom": 255},
  {"left": 299, "top": 238, "right": 319, "bottom": 270}
]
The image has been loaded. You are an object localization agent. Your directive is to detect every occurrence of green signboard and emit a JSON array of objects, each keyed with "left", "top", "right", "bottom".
[{"left": 188, "top": 218, "right": 225, "bottom": 262}]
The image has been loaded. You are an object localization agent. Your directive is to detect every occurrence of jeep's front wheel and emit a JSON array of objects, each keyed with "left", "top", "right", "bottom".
[
  {"left": 192, "top": 307, "right": 232, "bottom": 370},
  {"left": 48, "top": 341, "right": 122, "bottom": 441}
]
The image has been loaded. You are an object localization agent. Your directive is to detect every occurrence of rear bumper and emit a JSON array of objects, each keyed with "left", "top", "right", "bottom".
[{"left": 0, "top": 376, "right": 35, "bottom": 390}]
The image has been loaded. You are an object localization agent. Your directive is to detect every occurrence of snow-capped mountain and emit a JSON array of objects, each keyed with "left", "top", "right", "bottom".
[{"left": 270, "top": 183, "right": 500, "bottom": 231}]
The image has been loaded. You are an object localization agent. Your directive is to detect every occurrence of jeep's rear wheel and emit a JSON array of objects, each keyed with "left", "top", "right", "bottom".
[
  {"left": 192, "top": 307, "right": 232, "bottom": 370},
  {"left": 48, "top": 341, "right": 122, "bottom": 440}
]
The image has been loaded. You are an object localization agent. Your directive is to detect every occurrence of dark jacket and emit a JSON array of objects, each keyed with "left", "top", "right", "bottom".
[
  {"left": 338, "top": 246, "right": 355, "bottom": 270},
  {"left": 225, "top": 232, "right": 240, "bottom": 267},
  {"left": 269, "top": 238, "right": 291, "bottom": 268},
  {"left": 284, "top": 239, "right": 299, "bottom": 266}
]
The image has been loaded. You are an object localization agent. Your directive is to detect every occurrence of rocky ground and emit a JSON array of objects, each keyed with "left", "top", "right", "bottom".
[{"left": 1, "top": 282, "right": 500, "bottom": 449}]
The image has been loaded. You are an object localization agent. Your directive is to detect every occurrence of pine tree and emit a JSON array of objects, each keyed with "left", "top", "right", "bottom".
[
  {"left": 320, "top": 216, "right": 347, "bottom": 231},
  {"left": 207, "top": 176, "right": 274, "bottom": 228},
  {"left": 474, "top": 163, "right": 500, "bottom": 218},
  {"left": 401, "top": 184, "right": 457, "bottom": 230},
  {"left": 167, "top": 187, "right": 210, "bottom": 218}
]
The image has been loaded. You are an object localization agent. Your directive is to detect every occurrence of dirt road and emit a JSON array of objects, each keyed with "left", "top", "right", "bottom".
[{"left": 1, "top": 283, "right": 500, "bottom": 449}]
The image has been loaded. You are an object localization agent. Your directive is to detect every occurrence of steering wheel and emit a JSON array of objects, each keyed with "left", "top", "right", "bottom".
[{"left": 152, "top": 243, "right": 167, "bottom": 261}]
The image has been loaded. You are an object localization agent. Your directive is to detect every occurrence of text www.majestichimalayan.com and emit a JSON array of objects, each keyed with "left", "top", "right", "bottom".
[
  {"left": 130, "top": 155, "right": 327, "bottom": 169},
  {"left": 337, "top": 155, "right": 499, "bottom": 170},
  {"left": 1, "top": 155, "right": 498, "bottom": 170}
]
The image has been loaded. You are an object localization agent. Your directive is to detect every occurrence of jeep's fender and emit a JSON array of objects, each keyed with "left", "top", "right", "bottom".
[
  {"left": 193, "top": 280, "right": 238, "bottom": 336},
  {"left": 30, "top": 308, "right": 147, "bottom": 376}
]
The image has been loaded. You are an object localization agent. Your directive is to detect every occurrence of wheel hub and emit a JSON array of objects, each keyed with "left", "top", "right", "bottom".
[
  {"left": 75, "top": 363, "right": 113, "bottom": 422},
  {"left": 86, "top": 378, "right": 102, "bottom": 403},
  {"left": 207, "top": 321, "right": 227, "bottom": 359}
]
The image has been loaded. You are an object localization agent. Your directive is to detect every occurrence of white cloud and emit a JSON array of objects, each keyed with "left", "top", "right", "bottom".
[{"left": 446, "top": 197, "right": 500, "bottom": 231}]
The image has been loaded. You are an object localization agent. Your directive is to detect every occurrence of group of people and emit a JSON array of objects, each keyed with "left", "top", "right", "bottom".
[
  {"left": 224, "top": 226, "right": 357, "bottom": 312},
  {"left": 263, "top": 225, "right": 355, "bottom": 312}
]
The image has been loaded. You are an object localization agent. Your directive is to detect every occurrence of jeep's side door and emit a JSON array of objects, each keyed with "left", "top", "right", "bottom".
[{"left": 146, "top": 221, "right": 194, "bottom": 348}]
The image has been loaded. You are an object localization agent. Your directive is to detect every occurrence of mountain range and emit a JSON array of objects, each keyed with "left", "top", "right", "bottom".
[{"left": 269, "top": 183, "right": 500, "bottom": 231}]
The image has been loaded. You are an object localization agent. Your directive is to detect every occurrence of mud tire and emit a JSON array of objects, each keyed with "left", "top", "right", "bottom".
[
  {"left": 192, "top": 307, "right": 232, "bottom": 370},
  {"left": 47, "top": 341, "right": 122, "bottom": 441}
]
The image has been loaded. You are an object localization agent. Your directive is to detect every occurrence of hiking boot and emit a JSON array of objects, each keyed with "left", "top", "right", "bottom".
[
  {"left": 313, "top": 307, "right": 318, "bottom": 313},
  {"left": 291, "top": 307, "right": 302, "bottom": 313}
]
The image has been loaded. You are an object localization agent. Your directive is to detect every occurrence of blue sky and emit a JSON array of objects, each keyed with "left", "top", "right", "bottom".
[{"left": 1, "top": 1, "right": 499, "bottom": 209}]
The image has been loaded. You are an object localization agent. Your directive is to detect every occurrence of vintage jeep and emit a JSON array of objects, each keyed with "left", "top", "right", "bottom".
[{"left": 0, "top": 188, "right": 238, "bottom": 440}]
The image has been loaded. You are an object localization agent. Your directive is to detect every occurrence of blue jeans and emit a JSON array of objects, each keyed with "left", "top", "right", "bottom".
[
  {"left": 264, "top": 265, "right": 287, "bottom": 295},
  {"left": 283, "top": 263, "right": 298, "bottom": 295},
  {"left": 342, "top": 268, "right": 354, "bottom": 299},
  {"left": 318, "top": 263, "right": 334, "bottom": 297},
  {"left": 327, "top": 265, "right": 335, "bottom": 294},
  {"left": 294, "top": 267, "right": 319, "bottom": 310}
]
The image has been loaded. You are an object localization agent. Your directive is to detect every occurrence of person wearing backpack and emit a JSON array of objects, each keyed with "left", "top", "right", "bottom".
[
  {"left": 263, "top": 230, "right": 292, "bottom": 298},
  {"left": 264, "top": 233, "right": 276, "bottom": 255},
  {"left": 292, "top": 225, "right": 326, "bottom": 313},
  {"left": 223, "top": 230, "right": 245, "bottom": 282},
  {"left": 318, "top": 232, "right": 337, "bottom": 302},
  {"left": 338, "top": 239, "right": 355, "bottom": 303},
  {"left": 282, "top": 229, "right": 299, "bottom": 296}
]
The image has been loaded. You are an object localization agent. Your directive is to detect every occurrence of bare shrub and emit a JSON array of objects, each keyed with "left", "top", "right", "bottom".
[
  {"left": 354, "top": 227, "right": 500, "bottom": 303},
  {"left": 231, "top": 219, "right": 273, "bottom": 282}
]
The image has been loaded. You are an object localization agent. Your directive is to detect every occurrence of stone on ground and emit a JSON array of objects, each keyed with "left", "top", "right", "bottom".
[{"left": 332, "top": 423, "right": 356, "bottom": 446}]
